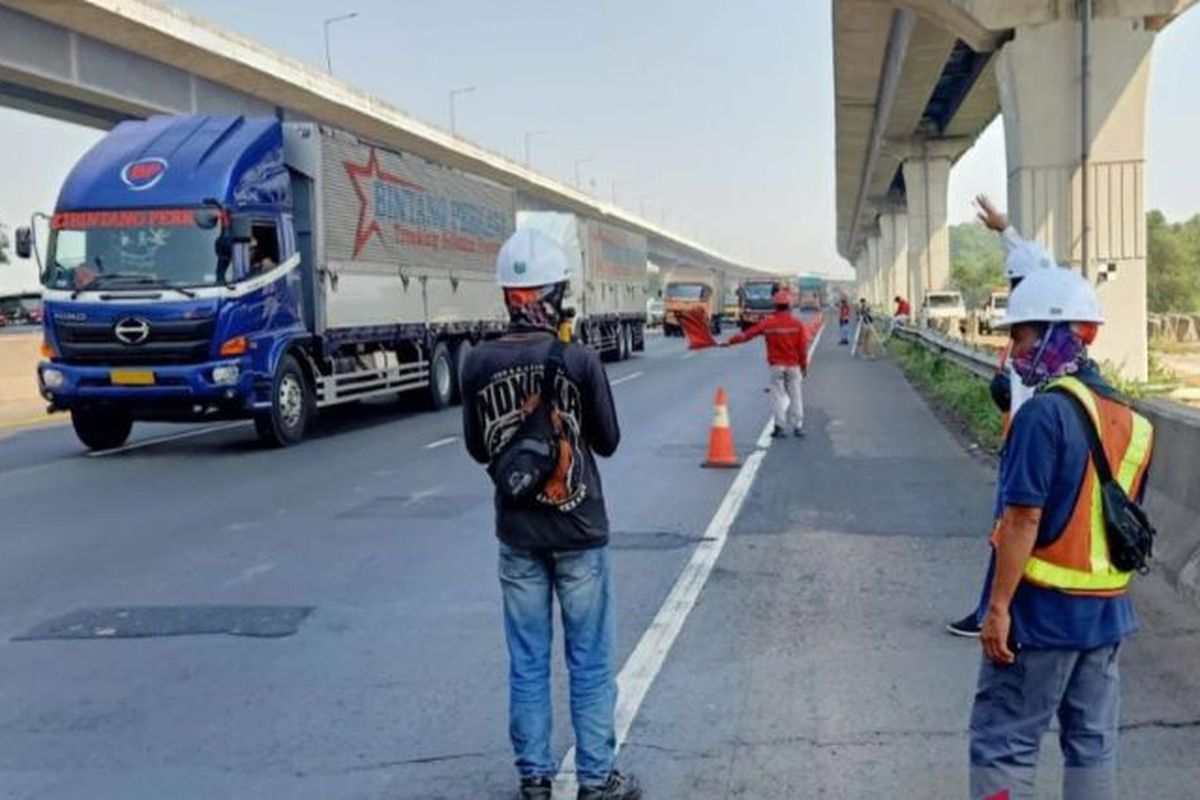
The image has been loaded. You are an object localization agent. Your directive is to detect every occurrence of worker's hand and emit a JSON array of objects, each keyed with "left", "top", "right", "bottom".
[
  {"left": 980, "top": 607, "right": 1016, "bottom": 665},
  {"left": 975, "top": 194, "right": 1009, "bottom": 233}
]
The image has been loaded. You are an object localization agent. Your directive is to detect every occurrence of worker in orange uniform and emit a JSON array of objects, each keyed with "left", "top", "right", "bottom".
[{"left": 721, "top": 289, "right": 810, "bottom": 438}]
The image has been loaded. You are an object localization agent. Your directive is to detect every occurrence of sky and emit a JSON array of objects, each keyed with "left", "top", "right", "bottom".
[{"left": 1, "top": 1, "right": 1198, "bottom": 295}]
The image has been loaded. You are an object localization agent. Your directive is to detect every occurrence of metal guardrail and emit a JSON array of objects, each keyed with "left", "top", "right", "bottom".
[{"left": 891, "top": 324, "right": 996, "bottom": 379}]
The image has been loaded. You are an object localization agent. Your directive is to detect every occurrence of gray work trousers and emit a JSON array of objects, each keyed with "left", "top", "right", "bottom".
[
  {"left": 969, "top": 643, "right": 1122, "bottom": 800},
  {"left": 770, "top": 365, "right": 804, "bottom": 430}
]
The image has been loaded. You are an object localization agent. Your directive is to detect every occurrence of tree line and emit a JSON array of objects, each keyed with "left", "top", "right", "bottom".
[{"left": 948, "top": 211, "right": 1200, "bottom": 314}]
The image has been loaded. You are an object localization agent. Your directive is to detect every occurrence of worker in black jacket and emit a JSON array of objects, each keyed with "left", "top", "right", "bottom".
[{"left": 460, "top": 228, "right": 639, "bottom": 800}]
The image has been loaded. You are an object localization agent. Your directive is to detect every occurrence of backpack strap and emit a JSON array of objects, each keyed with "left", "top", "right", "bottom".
[
  {"left": 1047, "top": 385, "right": 1114, "bottom": 484},
  {"left": 541, "top": 339, "right": 568, "bottom": 408}
]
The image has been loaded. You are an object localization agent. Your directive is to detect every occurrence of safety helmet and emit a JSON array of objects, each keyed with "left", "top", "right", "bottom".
[
  {"left": 1005, "top": 239, "right": 1055, "bottom": 281},
  {"left": 996, "top": 267, "right": 1104, "bottom": 329},
  {"left": 496, "top": 228, "right": 570, "bottom": 288},
  {"left": 773, "top": 289, "right": 793, "bottom": 307}
]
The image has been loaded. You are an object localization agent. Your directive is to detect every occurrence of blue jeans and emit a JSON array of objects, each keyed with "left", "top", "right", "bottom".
[
  {"left": 499, "top": 543, "right": 617, "bottom": 787},
  {"left": 969, "top": 644, "right": 1122, "bottom": 800}
]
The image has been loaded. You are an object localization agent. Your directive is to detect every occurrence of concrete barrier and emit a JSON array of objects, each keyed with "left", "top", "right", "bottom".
[
  {"left": 1138, "top": 398, "right": 1200, "bottom": 605},
  {"left": 0, "top": 333, "right": 48, "bottom": 424}
]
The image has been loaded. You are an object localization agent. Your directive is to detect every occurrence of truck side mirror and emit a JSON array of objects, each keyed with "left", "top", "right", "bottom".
[
  {"left": 230, "top": 215, "right": 253, "bottom": 243},
  {"left": 14, "top": 227, "right": 33, "bottom": 260},
  {"left": 193, "top": 208, "right": 222, "bottom": 230}
]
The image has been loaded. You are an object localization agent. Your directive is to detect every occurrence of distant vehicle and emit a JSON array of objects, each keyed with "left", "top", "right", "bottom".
[
  {"left": 12, "top": 114, "right": 517, "bottom": 451},
  {"left": 646, "top": 297, "right": 664, "bottom": 327},
  {"left": 979, "top": 290, "right": 1009, "bottom": 335},
  {"left": 661, "top": 266, "right": 725, "bottom": 336},
  {"left": 796, "top": 276, "right": 826, "bottom": 311},
  {"left": 737, "top": 278, "right": 779, "bottom": 330},
  {"left": 0, "top": 293, "right": 43, "bottom": 326},
  {"left": 921, "top": 290, "right": 967, "bottom": 334},
  {"left": 517, "top": 211, "right": 647, "bottom": 361}
]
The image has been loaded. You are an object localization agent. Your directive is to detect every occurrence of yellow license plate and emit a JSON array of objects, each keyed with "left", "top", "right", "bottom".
[{"left": 110, "top": 370, "right": 155, "bottom": 386}]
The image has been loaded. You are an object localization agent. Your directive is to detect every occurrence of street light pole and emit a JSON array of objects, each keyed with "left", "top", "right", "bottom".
[
  {"left": 448, "top": 86, "right": 476, "bottom": 136},
  {"left": 523, "top": 130, "right": 546, "bottom": 167},
  {"left": 573, "top": 157, "right": 593, "bottom": 190},
  {"left": 322, "top": 12, "right": 358, "bottom": 74}
]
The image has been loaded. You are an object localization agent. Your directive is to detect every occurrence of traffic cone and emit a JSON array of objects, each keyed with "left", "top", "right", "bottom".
[{"left": 701, "top": 387, "right": 741, "bottom": 469}]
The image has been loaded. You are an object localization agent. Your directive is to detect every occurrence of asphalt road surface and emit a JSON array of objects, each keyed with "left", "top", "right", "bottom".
[{"left": 1, "top": 329, "right": 1198, "bottom": 799}]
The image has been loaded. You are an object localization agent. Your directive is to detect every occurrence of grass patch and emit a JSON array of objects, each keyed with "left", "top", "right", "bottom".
[{"left": 888, "top": 338, "right": 1003, "bottom": 452}]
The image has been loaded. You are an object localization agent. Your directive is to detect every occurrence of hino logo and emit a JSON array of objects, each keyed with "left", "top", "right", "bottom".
[{"left": 114, "top": 317, "right": 151, "bottom": 345}]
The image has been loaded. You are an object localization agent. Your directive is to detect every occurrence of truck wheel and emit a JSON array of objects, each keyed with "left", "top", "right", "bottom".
[
  {"left": 71, "top": 408, "right": 133, "bottom": 451},
  {"left": 452, "top": 340, "right": 473, "bottom": 405},
  {"left": 711, "top": 316, "right": 723, "bottom": 336},
  {"left": 255, "top": 354, "right": 311, "bottom": 447},
  {"left": 426, "top": 341, "right": 454, "bottom": 410},
  {"left": 617, "top": 324, "right": 629, "bottom": 361}
]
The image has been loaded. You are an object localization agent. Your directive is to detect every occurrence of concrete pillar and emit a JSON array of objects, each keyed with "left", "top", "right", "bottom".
[
  {"left": 901, "top": 145, "right": 953, "bottom": 307},
  {"left": 879, "top": 208, "right": 909, "bottom": 309},
  {"left": 866, "top": 236, "right": 881, "bottom": 307},
  {"left": 996, "top": 17, "right": 1154, "bottom": 379},
  {"left": 854, "top": 250, "right": 869, "bottom": 303}
]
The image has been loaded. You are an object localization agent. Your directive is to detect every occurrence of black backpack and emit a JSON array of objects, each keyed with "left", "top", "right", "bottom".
[
  {"left": 1051, "top": 387, "right": 1157, "bottom": 574},
  {"left": 488, "top": 340, "right": 567, "bottom": 507}
]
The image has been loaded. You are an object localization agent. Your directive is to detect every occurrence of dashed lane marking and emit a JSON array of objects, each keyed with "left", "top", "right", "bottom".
[
  {"left": 610, "top": 371, "right": 644, "bottom": 387},
  {"left": 423, "top": 436, "right": 459, "bottom": 450}
]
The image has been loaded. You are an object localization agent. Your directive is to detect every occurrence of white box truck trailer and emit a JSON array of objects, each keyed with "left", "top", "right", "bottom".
[{"left": 516, "top": 211, "right": 647, "bottom": 360}]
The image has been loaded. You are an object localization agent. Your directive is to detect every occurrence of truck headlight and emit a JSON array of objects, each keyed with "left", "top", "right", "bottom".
[
  {"left": 212, "top": 364, "right": 240, "bottom": 385},
  {"left": 42, "top": 368, "right": 65, "bottom": 389}
]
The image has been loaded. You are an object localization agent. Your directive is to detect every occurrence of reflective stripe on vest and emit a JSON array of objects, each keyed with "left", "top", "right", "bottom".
[{"left": 1021, "top": 376, "right": 1154, "bottom": 595}]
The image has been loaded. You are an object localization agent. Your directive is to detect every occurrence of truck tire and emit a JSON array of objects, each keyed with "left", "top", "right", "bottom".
[
  {"left": 71, "top": 408, "right": 133, "bottom": 451},
  {"left": 452, "top": 339, "right": 473, "bottom": 405},
  {"left": 711, "top": 316, "right": 723, "bottom": 336},
  {"left": 255, "top": 354, "right": 311, "bottom": 447},
  {"left": 426, "top": 341, "right": 454, "bottom": 410},
  {"left": 618, "top": 324, "right": 629, "bottom": 361}
]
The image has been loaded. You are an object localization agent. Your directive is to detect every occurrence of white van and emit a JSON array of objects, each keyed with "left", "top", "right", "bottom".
[{"left": 921, "top": 291, "right": 967, "bottom": 334}]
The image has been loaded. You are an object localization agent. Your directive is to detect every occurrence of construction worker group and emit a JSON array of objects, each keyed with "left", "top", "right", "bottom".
[{"left": 459, "top": 200, "right": 1156, "bottom": 799}]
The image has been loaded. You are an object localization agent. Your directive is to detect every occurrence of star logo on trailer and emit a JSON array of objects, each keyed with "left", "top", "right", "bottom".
[
  {"left": 120, "top": 158, "right": 168, "bottom": 191},
  {"left": 344, "top": 148, "right": 424, "bottom": 259}
]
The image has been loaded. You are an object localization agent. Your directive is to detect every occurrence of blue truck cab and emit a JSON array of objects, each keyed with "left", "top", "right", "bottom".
[{"left": 19, "top": 115, "right": 311, "bottom": 449}]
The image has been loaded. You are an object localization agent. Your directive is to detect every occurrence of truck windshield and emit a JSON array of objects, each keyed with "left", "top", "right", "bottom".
[
  {"left": 992, "top": 296, "right": 1009, "bottom": 309},
  {"left": 926, "top": 294, "right": 963, "bottom": 308},
  {"left": 44, "top": 209, "right": 227, "bottom": 291},
  {"left": 666, "top": 283, "right": 706, "bottom": 300},
  {"left": 742, "top": 282, "right": 775, "bottom": 307}
]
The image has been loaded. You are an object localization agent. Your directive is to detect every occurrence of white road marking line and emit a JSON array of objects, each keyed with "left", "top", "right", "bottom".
[
  {"left": 552, "top": 416, "right": 775, "bottom": 799},
  {"left": 423, "top": 436, "right": 459, "bottom": 450},
  {"left": 552, "top": 318, "right": 826, "bottom": 798},
  {"left": 85, "top": 421, "right": 247, "bottom": 457},
  {"left": 610, "top": 371, "right": 644, "bottom": 387},
  {"left": 681, "top": 351, "right": 698, "bottom": 360}
]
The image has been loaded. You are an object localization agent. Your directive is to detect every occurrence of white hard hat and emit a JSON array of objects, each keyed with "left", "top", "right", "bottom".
[
  {"left": 997, "top": 267, "right": 1104, "bottom": 329},
  {"left": 496, "top": 228, "right": 570, "bottom": 288},
  {"left": 1005, "top": 239, "right": 1056, "bottom": 281}
]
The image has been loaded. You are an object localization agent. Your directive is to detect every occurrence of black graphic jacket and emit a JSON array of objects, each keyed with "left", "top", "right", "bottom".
[{"left": 461, "top": 328, "right": 621, "bottom": 551}]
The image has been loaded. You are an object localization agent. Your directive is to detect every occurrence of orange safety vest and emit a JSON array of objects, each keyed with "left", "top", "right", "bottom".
[{"left": 993, "top": 376, "right": 1154, "bottom": 596}]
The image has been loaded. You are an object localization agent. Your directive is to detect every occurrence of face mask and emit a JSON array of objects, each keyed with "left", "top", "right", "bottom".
[
  {"left": 505, "top": 283, "right": 567, "bottom": 331},
  {"left": 1012, "top": 323, "right": 1087, "bottom": 388}
]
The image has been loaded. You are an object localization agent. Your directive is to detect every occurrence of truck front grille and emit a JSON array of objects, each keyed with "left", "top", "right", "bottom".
[{"left": 55, "top": 318, "right": 215, "bottom": 365}]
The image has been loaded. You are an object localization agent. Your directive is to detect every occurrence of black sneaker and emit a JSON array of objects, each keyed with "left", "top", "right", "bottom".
[
  {"left": 793, "top": 427, "right": 806, "bottom": 438},
  {"left": 519, "top": 777, "right": 552, "bottom": 800},
  {"left": 771, "top": 425, "right": 787, "bottom": 438},
  {"left": 578, "top": 771, "right": 642, "bottom": 800},
  {"left": 946, "top": 612, "right": 982, "bottom": 638}
]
